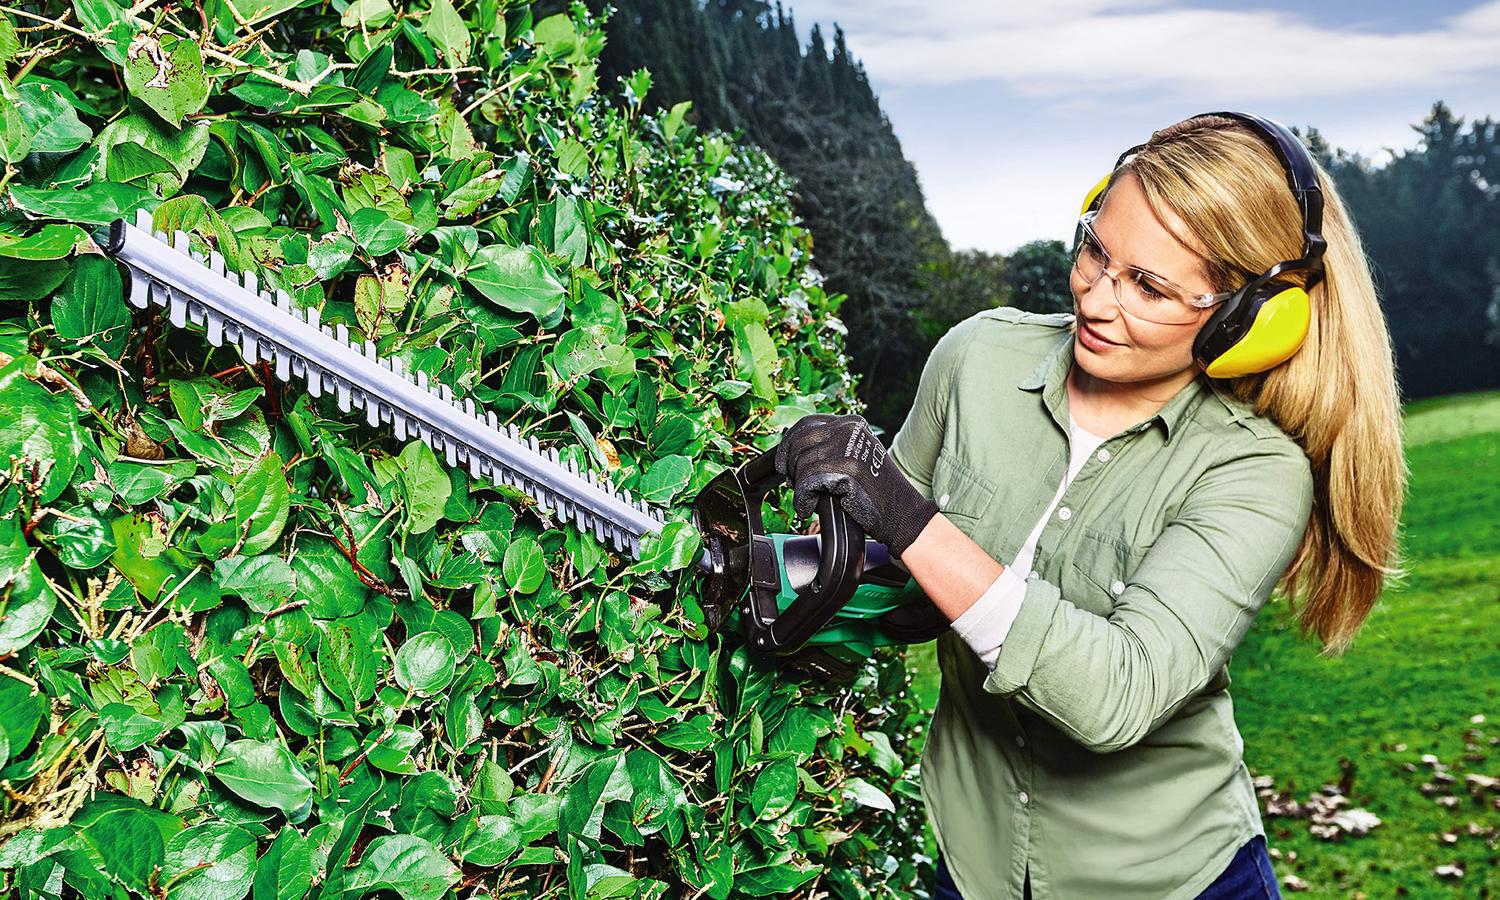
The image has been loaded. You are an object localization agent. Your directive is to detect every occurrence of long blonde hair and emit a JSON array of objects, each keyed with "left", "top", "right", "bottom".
[{"left": 1112, "top": 113, "right": 1407, "bottom": 655}]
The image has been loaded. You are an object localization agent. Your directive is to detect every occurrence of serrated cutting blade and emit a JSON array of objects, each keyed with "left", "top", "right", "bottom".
[{"left": 101, "top": 211, "right": 667, "bottom": 559}]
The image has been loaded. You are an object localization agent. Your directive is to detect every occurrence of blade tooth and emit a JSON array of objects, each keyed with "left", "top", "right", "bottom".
[
  {"left": 467, "top": 450, "right": 483, "bottom": 477},
  {"left": 275, "top": 345, "right": 291, "bottom": 381},
  {"left": 335, "top": 323, "right": 349, "bottom": 347},
  {"left": 443, "top": 438, "right": 459, "bottom": 467},
  {"left": 205, "top": 311, "right": 224, "bottom": 346},
  {"left": 306, "top": 304, "right": 320, "bottom": 329},
  {"left": 486, "top": 410, "right": 498, "bottom": 430},
  {"left": 321, "top": 324, "right": 335, "bottom": 339},
  {"left": 379, "top": 355, "right": 392, "bottom": 370},
  {"left": 464, "top": 398, "right": 476, "bottom": 419},
  {"left": 291, "top": 356, "right": 306, "bottom": 378},
  {"left": 592, "top": 515, "right": 606, "bottom": 544},
  {"left": 148, "top": 278, "right": 171, "bottom": 309},
  {"left": 438, "top": 382, "right": 451, "bottom": 401},
  {"left": 416, "top": 370, "right": 429, "bottom": 391},
  {"left": 364, "top": 339, "right": 376, "bottom": 359},
  {"left": 565, "top": 457, "right": 579, "bottom": 476},
  {"left": 242, "top": 268, "right": 258, "bottom": 296},
  {"left": 393, "top": 411, "right": 409, "bottom": 440},
  {"left": 239, "top": 324, "right": 259, "bottom": 363},
  {"left": 126, "top": 269, "right": 151, "bottom": 309},
  {"left": 336, "top": 379, "right": 352, "bottom": 412},
  {"left": 628, "top": 534, "right": 642, "bottom": 559},
  {"left": 134, "top": 208, "right": 153, "bottom": 232},
  {"left": 527, "top": 435, "right": 540, "bottom": 453},
  {"left": 546, "top": 446, "right": 560, "bottom": 464},
  {"left": 305, "top": 361, "right": 324, "bottom": 397},
  {"left": 364, "top": 392, "right": 380, "bottom": 426},
  {"left": 209, "top": 250, "right": 225, "bottom": 277},
  {"left": 186, "top": 299, "right": 205, "bottom": 325},
  {"left": 506, "top": 423, "right": 520, "bottom": 442},
  {"left": 172, "top": 230, "right": 190, "bottom": 255},
  {"left": 276, "top": 288, "right": 293, "bottom": 312},
  {"left": 391, "top": 356, "right": 404, "bottom": 378},
  {"left": 167, "top": 287, "right": 188, "bottom": 327}
]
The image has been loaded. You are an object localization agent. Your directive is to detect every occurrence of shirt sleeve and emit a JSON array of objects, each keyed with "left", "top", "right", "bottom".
[
  {"left": 951, "top": 565, "right": 1030, "bottom": 669},
  {"left": 980, "top": 443, "right": 1315, "bottom": 753},
  {"left": 888, "top": 317, "right": 981, "bottom": 498}
]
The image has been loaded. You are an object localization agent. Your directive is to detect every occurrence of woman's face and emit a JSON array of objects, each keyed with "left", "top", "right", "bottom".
[{"left": 1068, "top": 169, "right": 1219, "bottom": 387}]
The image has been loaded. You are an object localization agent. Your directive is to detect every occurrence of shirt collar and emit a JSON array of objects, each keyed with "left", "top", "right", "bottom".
[{"left": 1018, "top": 329, "right": 1208, "bottom": 445}]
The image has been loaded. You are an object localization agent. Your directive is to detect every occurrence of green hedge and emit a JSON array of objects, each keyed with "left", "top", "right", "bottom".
[{"left": 0, "top": 1, "right": 933, "bottom": 898}]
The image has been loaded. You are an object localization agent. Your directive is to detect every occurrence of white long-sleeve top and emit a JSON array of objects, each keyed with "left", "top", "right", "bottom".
[{"left": 949, "top": 414, "right": 1110, "bottom": 669}]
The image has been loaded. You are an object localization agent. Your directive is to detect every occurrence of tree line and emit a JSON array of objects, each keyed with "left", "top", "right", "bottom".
[{"left": 570, "top": 0, "right": 1500, "bottom": 428}]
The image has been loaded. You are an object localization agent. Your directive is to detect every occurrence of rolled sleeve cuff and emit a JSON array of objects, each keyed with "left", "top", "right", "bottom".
[
  {"left": 983, "top": 574, "right": 1063, "bottom": 695},
  {"left": 951, "top": 566, "right": 1029, "bottom": 670}
]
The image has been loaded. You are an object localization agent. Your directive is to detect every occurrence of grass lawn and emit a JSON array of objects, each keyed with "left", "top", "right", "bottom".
[{"left": 902, "top": 389, "right": 1500, "bottom": 896}]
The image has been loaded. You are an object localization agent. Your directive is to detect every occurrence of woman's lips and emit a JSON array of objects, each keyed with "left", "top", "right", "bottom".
[{"left": 1079, "top": 322, "right": 1122, "bottom": 349}]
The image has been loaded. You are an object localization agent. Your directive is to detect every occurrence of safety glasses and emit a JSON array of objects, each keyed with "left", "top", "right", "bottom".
[{"left": 1071, "top": 210, "right": 1234, "bottom": 325}]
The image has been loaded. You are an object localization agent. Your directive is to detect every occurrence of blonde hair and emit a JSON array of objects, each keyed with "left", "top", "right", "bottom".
[{"left": 1111, "top": 113, "right": 1407, "bottom": 655}]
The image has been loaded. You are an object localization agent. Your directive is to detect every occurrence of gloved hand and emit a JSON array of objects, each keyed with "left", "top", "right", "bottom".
[{"left": 772, "top": 413, "right": 940, "bottom": 557}]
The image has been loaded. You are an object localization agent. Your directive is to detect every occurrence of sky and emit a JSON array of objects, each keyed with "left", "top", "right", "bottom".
[{"left": 784, "top": 0, "right": 1500, "bottom": 255}]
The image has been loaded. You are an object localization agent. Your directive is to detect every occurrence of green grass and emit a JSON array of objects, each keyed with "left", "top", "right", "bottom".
[{"left": 902, "top": 389, "right": 1500, "bottom": 895}]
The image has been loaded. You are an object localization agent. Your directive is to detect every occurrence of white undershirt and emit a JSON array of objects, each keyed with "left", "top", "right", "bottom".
[{"left": 950, "top": 414, "right": 1110, "bottom": 669}]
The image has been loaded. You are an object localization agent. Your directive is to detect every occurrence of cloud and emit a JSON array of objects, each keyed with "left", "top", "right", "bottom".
[{"left": 789, "top": 0, "right": 1500, "bottom": 101}]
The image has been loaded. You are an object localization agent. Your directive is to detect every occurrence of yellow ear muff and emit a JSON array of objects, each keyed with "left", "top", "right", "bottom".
[
  {"left": 1080, "top": 172, "right": 1113, "bottom": 216},
  {"left": 1202, "top": 287, "right": 1311, "bottom": 378}
]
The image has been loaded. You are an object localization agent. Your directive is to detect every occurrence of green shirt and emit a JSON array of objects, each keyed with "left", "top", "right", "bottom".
[{"left": 889, "top": 307, "right": 1313, "bottom": 900}]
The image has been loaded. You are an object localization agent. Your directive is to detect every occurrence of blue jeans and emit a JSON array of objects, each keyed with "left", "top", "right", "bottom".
[{"left": 933, "top": 834, "right": 1280, "bottom": 899}]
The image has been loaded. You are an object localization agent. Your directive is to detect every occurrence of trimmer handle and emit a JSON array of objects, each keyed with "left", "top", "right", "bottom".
[{"left": 734, "top": 449, "right": 869, "bottom": 654}]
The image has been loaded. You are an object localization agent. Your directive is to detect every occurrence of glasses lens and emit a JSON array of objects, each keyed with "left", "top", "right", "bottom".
[{"left": 1075, "top": 219, "right": 1207, "bottom": 325}]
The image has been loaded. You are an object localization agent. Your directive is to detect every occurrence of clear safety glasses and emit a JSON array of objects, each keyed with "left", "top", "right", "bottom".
[{"left": 1071, "top": 210, "right": 1234, "bottom": 325}]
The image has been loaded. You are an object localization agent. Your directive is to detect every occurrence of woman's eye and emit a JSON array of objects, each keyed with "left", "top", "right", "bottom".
[{"left": 1136, "top": 276, "right": 1167, "bottom": 299}]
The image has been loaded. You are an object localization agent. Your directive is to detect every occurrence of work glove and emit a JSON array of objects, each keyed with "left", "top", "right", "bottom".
[{"left": 772, "top": 413, "right": 940, "bottom": 558}]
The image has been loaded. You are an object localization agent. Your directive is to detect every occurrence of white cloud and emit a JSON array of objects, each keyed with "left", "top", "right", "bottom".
[{"left": 790, "top": 0, "right": 1500, "bottom": 101}]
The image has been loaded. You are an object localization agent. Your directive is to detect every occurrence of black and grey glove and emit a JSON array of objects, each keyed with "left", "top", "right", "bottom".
[{"left": 772, "top": 413, "right": 940, "bottom": 557}]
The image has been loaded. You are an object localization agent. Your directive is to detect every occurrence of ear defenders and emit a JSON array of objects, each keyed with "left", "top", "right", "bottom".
[{"left": 1078, "top": 111, "right": 1327, "bottom": 378}]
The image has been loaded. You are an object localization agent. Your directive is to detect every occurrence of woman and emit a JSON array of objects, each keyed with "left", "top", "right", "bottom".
[{"left": 773, "top": 113, "right": 1406, "bottom": 899}]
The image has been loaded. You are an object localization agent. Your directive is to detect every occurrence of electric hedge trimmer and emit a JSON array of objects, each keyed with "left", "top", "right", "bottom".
[{"left": 101, "top": 212, "right": 946, "bottom": 679}]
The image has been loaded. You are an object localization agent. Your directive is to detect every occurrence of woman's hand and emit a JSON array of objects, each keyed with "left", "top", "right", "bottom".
[{"left": 772, "top": 413, "right": 940, "bottom": 557}]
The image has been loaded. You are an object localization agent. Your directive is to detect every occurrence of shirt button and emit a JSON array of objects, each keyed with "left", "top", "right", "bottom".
[
  {"left": 1057, "top": 506, "right": 1071, "bottom": 521},
  {"left": 1015, "top": 735, "right": 1026, "bottom": 748},
  {"left": 1111, "top": 581, "right": 1126, "bottom": 595},
  {"left": 1018, "top": 791, "right": 1030, "bottom": 805},
  {"left": 1027, "top": 570, "right": 1039, "bottom": 581},
  {"left": 939, "top": 493, "right": 950, "bottom": 506},
  {"left": 1096, "top": 448, "right": 1111, "bottom": 462}
]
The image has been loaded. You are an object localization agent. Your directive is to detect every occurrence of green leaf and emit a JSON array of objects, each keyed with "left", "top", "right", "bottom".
[
  {"left": 749, "top": 759, "right": 797, "bottom": 819},
  {"left": 234, "top": 452, "right": 290, "bottom": 555},
  {"left": 318, "top": 617, "right": 377, "bottom": 706},
  {"left": 0, "top": 78, "right": 33, "bottom": 162},
  {"left": 0, "top": 224, "right": 87, "bottom": 260},
  {"left": 637, "top": 455, "right": 692, "bottom": 505},
  {"left": 460, "top": 815, "right": 520, "bottom": 866},
  {"left": 350, "top": 207, "right": 415, "bottom": 255},
  {"left": 502, "top": 537, "right": 545, "bottom": 593},
  {"left": 215, "top": 554, "right": 298, "bottom": 614},
  {"left": 465, "top": 243, "right": 567, "bottom": 321},
  {"left": 394, "top": 631, "right": 457, "bottom": 696},
  {"left": 559, "top": 752, "right": 632, "bottom": 840},
  {"left": 840, "top": 776, "right": 894, "bottom": 813},
  {"left": 6, "top": 182, "right": 152, "bottom": 225},
  {"left": 80, "top": 801, "right": 167, "bottom": 891},
  {"left": 213, "top": 738, "right": 316, "bottom": 813},
  {"left": 629, "top": 521, "right": 701, "bottom": 574},
  {"left": 344, "top": 834, "right": 458, "bottom": 900},
  {"left": 252, "top": 827, "right": 312, "bottom": 900},
  {"left": 0, "top": 354, "right": 83, "bottom": 504},
  {"left": 99, "top": 702, "right": 165, "bottom": 751},
  {"left": 162, "top": 822, "right": 257, "bottom": 900},
  {"left": 124, "top": 32, "right": 209, "bottom": 126},
  {"left": 17, "top": 82, "right": 91, "bottom": 153},
  {"left": 0, "top": 675, "right": 46, "bottom": 768},
  {"left": 398, "top": 439, "right": 450, "bottom": 534},
  {"left": 52, "top": 254, "right": 131, "bottom": 357},
  {"left": 423, "top": 0, "right": 470, "bottom": 64}
]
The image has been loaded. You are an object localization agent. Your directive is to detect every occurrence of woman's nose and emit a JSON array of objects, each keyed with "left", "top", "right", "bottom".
[{"left": 1077, "top": 268, "right": 1123, "bottom": 320}]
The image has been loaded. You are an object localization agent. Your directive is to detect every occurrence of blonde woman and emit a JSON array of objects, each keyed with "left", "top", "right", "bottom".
[{"left": 773, "top": 112, "right": 1406, "bottom": 899}]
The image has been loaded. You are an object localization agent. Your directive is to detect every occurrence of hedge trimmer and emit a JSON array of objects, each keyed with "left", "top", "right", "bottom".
[{"left": 102, "top": 212, "right": 946, "bottom": 678}]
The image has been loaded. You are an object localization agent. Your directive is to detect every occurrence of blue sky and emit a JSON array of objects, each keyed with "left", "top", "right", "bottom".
[{"left": 785, "top": 0, "right": 1500, "bottom": 254}]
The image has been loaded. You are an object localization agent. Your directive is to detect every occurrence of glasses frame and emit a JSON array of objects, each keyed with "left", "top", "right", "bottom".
[{"left": 1072, "top": 210, "right": 1235, "bottom": 323}]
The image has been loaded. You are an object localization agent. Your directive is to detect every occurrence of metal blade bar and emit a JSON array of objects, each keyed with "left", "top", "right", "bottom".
[{"left": 102, "top": 211, "right": 667, "bottom": 559}]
